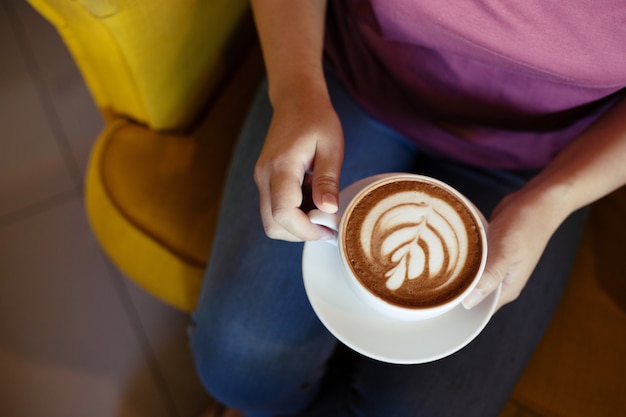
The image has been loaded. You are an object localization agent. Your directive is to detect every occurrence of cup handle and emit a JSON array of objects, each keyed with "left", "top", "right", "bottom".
[{"left": 308, "top": 209, "right": 340, "bottom": 245}]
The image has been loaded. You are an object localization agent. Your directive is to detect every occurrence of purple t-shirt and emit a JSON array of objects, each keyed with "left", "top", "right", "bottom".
[{"left": 324, "top": 0, "right": 626, "bottom": 169}]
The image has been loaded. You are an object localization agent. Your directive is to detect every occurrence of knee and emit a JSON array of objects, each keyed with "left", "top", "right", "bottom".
[
  {"left": 189, "top": 306, "right": 333, "bottom": 413},
  {"left": 189, "top": 310, "right": 262, "bottom": 406}
]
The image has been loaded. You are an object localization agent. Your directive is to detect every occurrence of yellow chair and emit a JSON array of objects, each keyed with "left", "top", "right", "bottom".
[
  {"left": 28, "top": 0, "right": 264, "bottom": 312},
  {"left": 28, "top": 1, "right": 626, "bottom": 416}
]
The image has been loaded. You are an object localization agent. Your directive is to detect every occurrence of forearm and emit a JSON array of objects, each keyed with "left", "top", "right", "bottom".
[
  {"left": 251, "top": 0, "right": 329, "bottom": 107},
  {"left": 251, "top": 0, "right": 344, "bottom": 241},
  {"left": 522, "top": 96, "right": 626, "bottom": 222},
  {"left": 466, "top": 95, "right": 626, "bottom": 309}
]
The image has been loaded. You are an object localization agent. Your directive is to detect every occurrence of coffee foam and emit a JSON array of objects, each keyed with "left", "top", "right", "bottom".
[{"left": 343, "top": 179, "right": 483, "bottom": 309}]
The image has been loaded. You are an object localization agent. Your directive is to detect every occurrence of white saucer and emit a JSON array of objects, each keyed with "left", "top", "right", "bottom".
[{"left": 301, "top": 175, "right": 501, "bottom": 364}]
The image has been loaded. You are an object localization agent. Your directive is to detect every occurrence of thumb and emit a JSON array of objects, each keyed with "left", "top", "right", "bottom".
[
  {"left": 312, "top": 144, "right": 343, "bottom": 214},
  {"left": 312, "top": 172, "right": 340, "bottom": 214},
  {"left": 462, "top": 258, "right": 507, "bottom": 310}
]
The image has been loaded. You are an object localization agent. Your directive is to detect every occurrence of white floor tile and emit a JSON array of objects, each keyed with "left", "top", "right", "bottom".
[
  {"left": 0, "top": 2, "right": 77, "bottom": 218},
  {"left": 0, "top": 197, "right": 172, "bottom": 417},
  {"left": 0, "top": 345, "right": 167, "bottom": 417},
  {"left": 13, "top": 0, "right": 103, "bottom": 176},
  {"left": 124, "top": 280, "right": 213, "bottom": 417}
]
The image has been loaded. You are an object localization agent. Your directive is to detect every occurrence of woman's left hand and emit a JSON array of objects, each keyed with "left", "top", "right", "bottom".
[
  {"left": 462, "top": 186, "right": 565, "bottom": 310},
  {"left": 464, "top": 96, "right": 626, "bottom": 311}
]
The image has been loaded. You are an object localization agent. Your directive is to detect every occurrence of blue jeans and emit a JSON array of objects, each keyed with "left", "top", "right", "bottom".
[{"left": 189, "top": 73, "right": 587, "bottom": 417}]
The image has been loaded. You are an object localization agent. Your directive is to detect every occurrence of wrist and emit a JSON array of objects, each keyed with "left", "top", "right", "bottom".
[
  {"left": 511, "top": 176, "right": 578, "bottom": 228},
  {"left": 267, "top": 67, "right": 329, "bottom": 109}
]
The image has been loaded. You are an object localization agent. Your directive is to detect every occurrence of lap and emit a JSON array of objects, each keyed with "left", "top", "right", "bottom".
[{"left": 190, "top": 72, "right": 588, "bottom": 417}]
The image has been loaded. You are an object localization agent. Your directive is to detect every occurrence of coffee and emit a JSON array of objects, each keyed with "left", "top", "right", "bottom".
[{"left": 342, "top": 178, "right": 484, "bottom": 310}]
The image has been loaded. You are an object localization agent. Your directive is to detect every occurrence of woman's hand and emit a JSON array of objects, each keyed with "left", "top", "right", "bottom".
[
  {"left": 254, "top": 92, "right": 344, "bottom": 241},
  {"left": 250, "top": 0, "right": 334, "bottom": 241},
  {"left": 463, "top": 185, "right": 566, "bottom": 310},
  {"left": 464, "top": 95, "right": 626, "bottom": 310}
]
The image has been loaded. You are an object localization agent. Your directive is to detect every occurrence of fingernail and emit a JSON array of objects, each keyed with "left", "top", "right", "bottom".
[
  {"left": 462, "top": 288, "right": 484, "bottom": 310},
  {"left": 322, "top": 193, "right": 338, "bottom": 211}
]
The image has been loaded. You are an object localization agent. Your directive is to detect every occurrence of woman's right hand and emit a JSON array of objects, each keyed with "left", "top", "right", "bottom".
[
  {"left": 250, "top": 0, "right": 336, "bottom": 241},
  {"left": 254, "top": 90, "right": 344, "bottom": 242}
]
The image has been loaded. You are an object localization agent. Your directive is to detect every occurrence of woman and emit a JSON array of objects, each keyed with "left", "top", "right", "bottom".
[{"left": 191, "top": 1, "right": 626, "bottom": 416}]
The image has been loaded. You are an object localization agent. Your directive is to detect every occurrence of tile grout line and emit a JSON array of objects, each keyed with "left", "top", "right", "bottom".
[
  {"left": 101, "top": 256, "right": 182, "bottom": 417},
  {"left": 0, "top": 189, "right": 78, "bottom": 228},
  {"left": 4, "top": 0, "right": 84, "bottom": 195},
  {"left": 0, "top": 0, "right": 83, "bottom": 228}
]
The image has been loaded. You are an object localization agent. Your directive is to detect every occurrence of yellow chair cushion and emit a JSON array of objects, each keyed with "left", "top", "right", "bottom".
[
  {"left": 28, "top": 0, "right": 264, "bottom": 311},
  {"left": 29, "top": 0, "right": 252, "bottom": 131},
  {"left": 85, "top": 48, "right": 264, "bottom": 311}
]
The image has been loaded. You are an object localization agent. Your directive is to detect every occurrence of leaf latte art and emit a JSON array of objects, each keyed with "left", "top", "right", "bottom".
[
  {"left": 343, "top": 180, "right": 483, "bottom": 309},
  {"left": 364, "top": 193, "right": 468, "bottom": 291}
]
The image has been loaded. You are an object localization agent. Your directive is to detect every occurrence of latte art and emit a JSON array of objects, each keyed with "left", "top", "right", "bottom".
[
  {"left": 363, "top": 192, "right": 468, "bottom": 292},
  {"left": 343, "top": 179, "right": 483, "bottom": 309}
]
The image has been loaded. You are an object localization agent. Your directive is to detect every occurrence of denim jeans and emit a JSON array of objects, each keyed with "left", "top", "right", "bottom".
[{"left": 189, "top": 72, "right": 587, "bottom": 417}]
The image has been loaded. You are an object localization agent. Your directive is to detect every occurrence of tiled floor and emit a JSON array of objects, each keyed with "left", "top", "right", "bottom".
[{"left": 0, "top": 1, "right": 211, "bottom": 416}]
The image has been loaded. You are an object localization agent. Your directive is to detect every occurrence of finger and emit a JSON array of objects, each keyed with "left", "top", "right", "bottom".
[
  {"left": 462, "top": 242, "right": 510, "bottom": 310},
  {"left": 267, "top": 170, "right": 335, "bottom": 241},
  {"left": 494, "top": 259, "right": 535, "bottom": 310},
  {"left": 255, "top": 161, "right": 301, "bottom": 241},
  {"left": 311, "top": 137, "right": 343, "bottom": 214},
  {"left": 462, "top": 267, "right": 507, "bottom": 310},
  {"left": 257, "top": 179, "right": 300, "bottom": 242}
]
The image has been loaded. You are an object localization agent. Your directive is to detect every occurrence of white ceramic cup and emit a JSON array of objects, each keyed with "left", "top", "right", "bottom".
[{"left": 309, "top": 173, "right": 488, "bottom": 321}]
